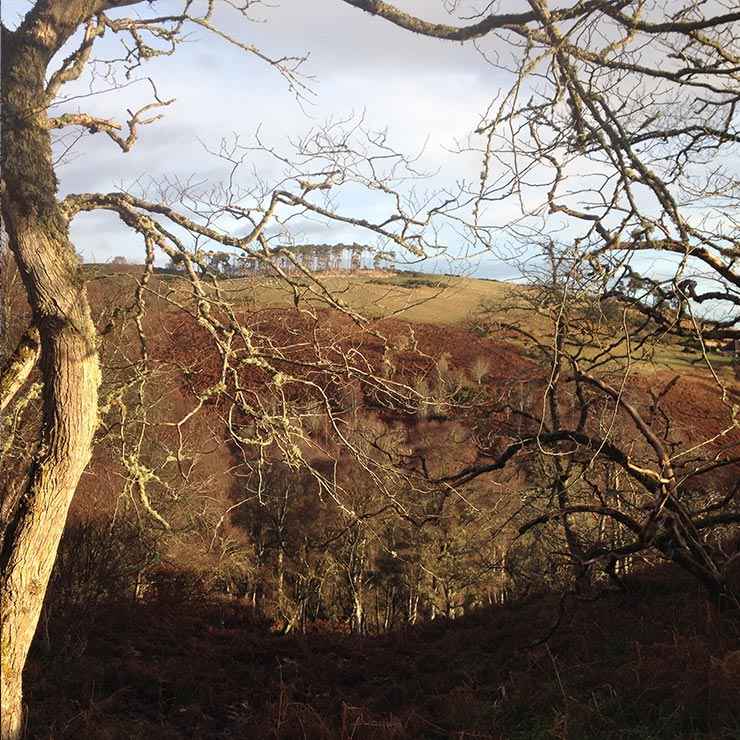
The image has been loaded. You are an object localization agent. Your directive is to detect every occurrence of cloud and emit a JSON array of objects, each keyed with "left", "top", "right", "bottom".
[{"left": 50, "top": 0, "right": 505, "bottom": 263}]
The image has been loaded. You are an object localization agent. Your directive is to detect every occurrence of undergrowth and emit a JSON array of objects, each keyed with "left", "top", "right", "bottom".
[{"left": 24, "top": 566, "right": 740, "bottom": 739}]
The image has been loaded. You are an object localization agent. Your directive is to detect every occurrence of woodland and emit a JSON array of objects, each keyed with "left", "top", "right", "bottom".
[{"left": 2, "top": 1, "right": 740, "bottom": 738}]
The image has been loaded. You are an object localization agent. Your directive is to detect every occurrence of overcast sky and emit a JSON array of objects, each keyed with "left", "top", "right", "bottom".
[{"left": 0, "top": 0, "right": 530, "bottom": 276}]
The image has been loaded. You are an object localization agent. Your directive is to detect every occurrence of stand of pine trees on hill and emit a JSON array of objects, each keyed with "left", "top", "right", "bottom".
[{"left": 160, "top": 243, "right": 397, "bottom": 277}]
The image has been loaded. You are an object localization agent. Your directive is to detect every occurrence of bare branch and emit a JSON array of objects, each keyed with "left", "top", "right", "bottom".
[
  {"left": 0, "top": 325, "right": 40, "bottom": 414},
  {"left": 48, "top": 85, "right": 175, "bottom": 152}
]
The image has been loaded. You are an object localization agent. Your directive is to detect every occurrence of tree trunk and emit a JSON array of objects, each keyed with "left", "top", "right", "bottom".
[
  {"left": 1, "top": 9, "right": 101, "bottom": 738},
  {"left": 352, "top": 588, "right": 364, "bottom": 636}
]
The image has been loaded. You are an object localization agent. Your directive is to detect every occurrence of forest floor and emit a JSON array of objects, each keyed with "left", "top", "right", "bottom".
[{"left": 24, "top": 567, "right": 740, "bottom": 739}]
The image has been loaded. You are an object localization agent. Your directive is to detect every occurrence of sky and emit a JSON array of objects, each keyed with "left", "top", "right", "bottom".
[
  {"left": 5, "top": 1, "right": 736, "bottom": 291},
  {"left": 3, "top": 0, "right": 526, "bottom": 277}
]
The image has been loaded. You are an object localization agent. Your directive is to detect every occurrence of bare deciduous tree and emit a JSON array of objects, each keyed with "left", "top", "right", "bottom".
[
  {"left": 0, "top": 3, "right": 448, "bottom": 736},
  {"left": 3, "top": 2, "right": 740, "bottom": 737},
  {"left": 352, "top": 1, "right": 740, "bottom": 333},
  {"left": 352, "top": 0, "right": 740, "bottom": 599},
  {"left": 447, "top": 243, "right": 740, "bottom": 602}
]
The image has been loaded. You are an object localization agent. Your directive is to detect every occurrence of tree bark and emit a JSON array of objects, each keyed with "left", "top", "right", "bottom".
[{"left": 1, "top": 6, "right": 102, "bottom": 737}]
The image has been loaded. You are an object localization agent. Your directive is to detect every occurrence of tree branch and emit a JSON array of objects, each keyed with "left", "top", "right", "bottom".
[
  {"left": 0, "top": 325, "right": 40, "bottom": 414},
  {"left": 48, "top": 89, "right": 174, "bottom": 152}
]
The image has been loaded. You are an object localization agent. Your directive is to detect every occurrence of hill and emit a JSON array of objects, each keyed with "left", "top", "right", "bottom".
[{"left": 12, "top": 265, "right": 740, "bottom": 738}]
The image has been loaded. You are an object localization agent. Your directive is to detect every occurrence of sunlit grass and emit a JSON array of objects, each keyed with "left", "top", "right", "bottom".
[{"left": 91, "top": 265, "right": 738, "bottom": 382}]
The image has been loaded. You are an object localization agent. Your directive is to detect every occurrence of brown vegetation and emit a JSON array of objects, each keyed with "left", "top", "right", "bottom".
[
  {"left": 13, "top": 269, "right": 740, "bottom": 737},
  {"left": 4, "top": 3, "right": 740, "bottom": 736},
  {"left": 24, "top": 565, "right": 740, "bottom": 739}
]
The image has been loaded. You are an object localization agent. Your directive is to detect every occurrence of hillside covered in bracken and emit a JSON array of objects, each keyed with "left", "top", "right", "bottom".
[
  {"left": 5, "top": 5, "right": 740, "bottom": 739},
  {"left": 5, "top": 264, "right": 739, "bottom": 738},
  {"left": 23, "top": 567, "right": 740, "bottom": 739}
]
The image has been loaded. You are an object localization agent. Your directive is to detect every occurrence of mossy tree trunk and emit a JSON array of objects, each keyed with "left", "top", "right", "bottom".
[{"left": 0, "top": 3, "right": 121, "bottom": 736}]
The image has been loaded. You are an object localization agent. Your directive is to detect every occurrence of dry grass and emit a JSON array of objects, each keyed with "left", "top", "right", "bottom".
[
  {"left": 206, "top": 272, "right": 513, "bottom": 326},
  {"left": 91, "top": 265, "right": 737, "bottom": 374}
]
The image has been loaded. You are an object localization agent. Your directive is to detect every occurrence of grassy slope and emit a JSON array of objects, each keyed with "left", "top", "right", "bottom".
[
  {"left": 86, "top": 264, "right": 738, "bottom": 377},
  {"left": 187, "top": 272, "right": 512, "bottom": 324},
  {"left": 232, "top": 271, "right": 736, "bottom": 375}
]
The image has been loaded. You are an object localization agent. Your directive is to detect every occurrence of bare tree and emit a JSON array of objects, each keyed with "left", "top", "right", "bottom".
[
  {"left": 3, "top": 2, "right": 740, "bottom": 736},
  {"left": 352, "top": 0, "right": 740, "bottom": 336},
  {"left": 447, "top": 243, "right": 740, "bottom": 602},
  {"left": 0, "top": 3, "right": 454, "bottom": 736},
  {"left": 350, "top": 0, "right": 740, "bottom": 598}
]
